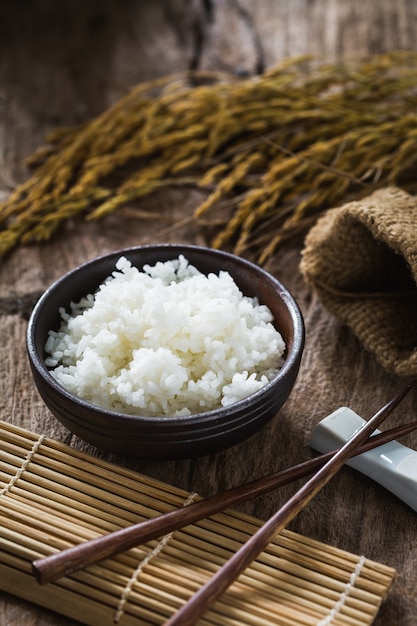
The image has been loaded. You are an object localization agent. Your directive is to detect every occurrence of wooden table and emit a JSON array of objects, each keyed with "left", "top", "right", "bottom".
[{"left": 1, "top": 2, "right": 416, "bottom": 625}]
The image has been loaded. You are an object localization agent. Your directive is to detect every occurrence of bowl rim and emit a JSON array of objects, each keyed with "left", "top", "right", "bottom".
[{"left": 27, "top": 244, "right": 304, "bottom": 425}]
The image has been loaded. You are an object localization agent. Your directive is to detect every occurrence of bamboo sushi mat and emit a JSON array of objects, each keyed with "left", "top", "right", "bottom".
[{"left": 0, "top": 420, "right": 396, "bottom": 626}]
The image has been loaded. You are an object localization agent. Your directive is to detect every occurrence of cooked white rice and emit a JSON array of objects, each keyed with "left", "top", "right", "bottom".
[{"left": 45, "top": 255, "right": 285, "bottom": 416}]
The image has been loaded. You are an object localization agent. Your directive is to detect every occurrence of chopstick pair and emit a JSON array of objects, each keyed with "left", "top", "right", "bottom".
[
  {"left": 32, "top": 385, "right": 414, "bottom": 592},
  {"left": 163, "top": 384, "right": 413, "bottom": 626}
]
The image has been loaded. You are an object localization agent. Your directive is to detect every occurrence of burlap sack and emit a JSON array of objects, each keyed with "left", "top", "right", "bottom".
[{"left": 300, "top": 187, "right": 417, "bottom": 379}]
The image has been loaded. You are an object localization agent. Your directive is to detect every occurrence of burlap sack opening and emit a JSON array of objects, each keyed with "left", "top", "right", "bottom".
[{"left": 300, "top": 187, "right": 417, "bottom": 379}]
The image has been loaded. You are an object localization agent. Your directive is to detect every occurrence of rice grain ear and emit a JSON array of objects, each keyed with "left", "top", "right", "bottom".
[
  {"left": 1, "top": 52, "right": 417, "bottom": 260},
  {"left": 300, "top": 186, "right": 417, "bottom": 379}
]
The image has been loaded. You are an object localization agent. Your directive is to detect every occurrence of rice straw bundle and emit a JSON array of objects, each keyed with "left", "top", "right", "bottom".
[
  {"left": 1, "top": 420, "right": 395, "bottom": 625},
  {"left": 0, "top": 51, "right": 416, "bottom": 262}
]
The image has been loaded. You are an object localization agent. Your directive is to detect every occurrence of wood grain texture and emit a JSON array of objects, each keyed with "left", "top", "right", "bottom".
[{"left": 1, "top": 1, "right": 417, "bottom": 625}]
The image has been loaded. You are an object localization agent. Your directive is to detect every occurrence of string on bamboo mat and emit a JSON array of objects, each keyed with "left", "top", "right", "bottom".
[
  {"left": 0, "top": 419, "right": 396, "bottom": 626},
  {"left": 0, "top": 51, "right": 417, "bottom": 263},
  {"left": 316, "top": 555, "right": 366, "bottom": 626},
  {"left": 114, "top": 491, "right": 199, "bottom": 624},
  {"left": 0, "top": 433, "right": 45, "bottom": 497}
]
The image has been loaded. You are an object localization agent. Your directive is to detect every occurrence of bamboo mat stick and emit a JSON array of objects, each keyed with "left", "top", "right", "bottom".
[
  {"left": 3, "top": 500, "right": 390, "bottom": 612},
  {"left": 1, "top": 420, "right": 188, "bottom": 505},
  {"left": 7, "top": 487, "right": 391, "bottom": 603},
  {"left": 0, "top": 426, "right": 404, "bottom": 592},
  {"left": 0, "top": 425, "right": 394, "bottom": 626},
  {"left": 33, "top": 411, "right": 416, "bottom": 584},
  {"left": 0, "top": 416, "right": 400, "bottom": 626},
  {"left": 158, "top": 540, "right": 388, "bottom": 617},
  {"left": 154, "top": 549, "right": 375, "bottom": 622},
  {"left": 163, "top": 385, "right": 410, "bottom": 626}
]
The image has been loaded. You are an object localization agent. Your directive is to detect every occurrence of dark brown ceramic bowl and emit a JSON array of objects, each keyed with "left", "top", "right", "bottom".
[{"left": 27, "top": 244, "right": 304, "bottom": 459}]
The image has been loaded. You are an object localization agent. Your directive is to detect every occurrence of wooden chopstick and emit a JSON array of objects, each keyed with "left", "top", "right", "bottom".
[
  {"left": 163, "top": 384, "right": 412, "bottom": 626},
  {"left": 32, "top": 386, "right": 414, "bottom": 585}
]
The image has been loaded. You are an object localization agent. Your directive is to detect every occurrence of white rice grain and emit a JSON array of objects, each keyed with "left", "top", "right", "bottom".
[{"left": 45, "top": 255, "right": 285, "bottom": 416}]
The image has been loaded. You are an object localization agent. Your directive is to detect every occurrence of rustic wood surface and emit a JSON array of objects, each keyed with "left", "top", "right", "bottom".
[{"left": 1, "top": 1, "right": 417, "bottom": 625}]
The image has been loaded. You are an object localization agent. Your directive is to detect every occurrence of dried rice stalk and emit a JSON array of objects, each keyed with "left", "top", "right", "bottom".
[{"left": 1, "top": 52, "right": 416, "bottom": 262}]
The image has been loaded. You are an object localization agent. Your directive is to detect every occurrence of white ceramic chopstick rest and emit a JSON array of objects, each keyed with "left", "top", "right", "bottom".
[{"left": 310, "top": 407, "right": 417, "bottom": 513}]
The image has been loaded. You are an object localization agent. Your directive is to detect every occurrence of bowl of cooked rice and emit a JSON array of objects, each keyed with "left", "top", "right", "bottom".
[{"left": 27, "top": 244, "right": 304, "bottom": 459}]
